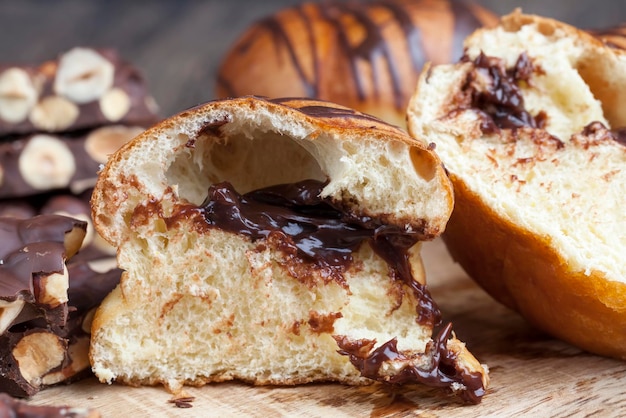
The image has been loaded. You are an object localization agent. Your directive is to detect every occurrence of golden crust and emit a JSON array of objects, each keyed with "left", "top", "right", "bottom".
[
  {"left": 89, "top": 96, "right": 490, "bottom": 399},
  {"left": 92, "top": 96, "right": 454, "bottom": 247},
  {"left": 444, "top": 178, "right": 626, "bottom": 359},
  {"left": 407, "top": 11, "right": 626, "bottom": 359}
]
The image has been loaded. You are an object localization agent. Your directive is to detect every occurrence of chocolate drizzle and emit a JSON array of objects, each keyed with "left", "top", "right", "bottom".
[
  {"left": 464, "top": 52, "right": 547, "bottom": 133},
  {"left": 323, "top": 3, "right": 404, "bottom": 108},
  {"left": 382, "top": 1, "right": 424, "bottom": 71},
  {"left": 451, "top": 2, "right": 483, "bottom": 62},
  {"left": 218, "top": 1, "right": 490, "bottom": 112},
  {"left": 196, "top": 179, "right": 440, "bottom": 327},
  {"left": 335, "top": 322, "right": 486, "bottom": 404},
  {"left": 258, "top": 16, "right": 318, "bottom": 98},
  {"left": 286, "top": 102, "right": 388, "bottom": 125}
]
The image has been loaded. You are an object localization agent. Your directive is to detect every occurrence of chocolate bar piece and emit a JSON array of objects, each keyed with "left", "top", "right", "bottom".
[
  {"left": 0, "top": 47, "right": 159, "bottom": 136},
  {"left": 0, "top": 199, "right": 36, "bottom": 218},
  {"left": 1, "top": 241, "right": 71, "bottom": 332},
  {"left": 1, "top": 215, "right": 88, "bottom": 333},
  {"left": 0, "top": 257, "right": 120, "bottom": 397},
  {"left": 40, "top": 192, "right": 117, "bottom": 262},
  {"left": 0, "top": 393, "right": 100, "bottom": 417},
  {"left": 0, "top": 190, "right": 116, "bottom": 260},
  {"left": 0, "top": 214, "right": 87, "bottom": 260},
  {"left": 0, "top": 124, "right": 145, "bottom": 198},
  {"left": 0, "top": 214, "right": 120, "bottom": 397}
]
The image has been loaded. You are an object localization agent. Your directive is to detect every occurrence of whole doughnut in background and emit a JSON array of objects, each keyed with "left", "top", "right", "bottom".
[
  {"left": 590, "top": 23, "right": 626, "bottom": 49},
  {"left": 215, "top": 0, "right": 498, "bottom": 128}
]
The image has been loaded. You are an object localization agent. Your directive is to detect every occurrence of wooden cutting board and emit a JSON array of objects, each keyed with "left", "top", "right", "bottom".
[{"left": 28, "top": 239, "right": 626, "bottom": 417}]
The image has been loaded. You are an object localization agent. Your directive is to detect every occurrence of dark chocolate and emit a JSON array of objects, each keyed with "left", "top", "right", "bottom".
[
  {"left": 0, "top": 393, "right": 99, "bottom": 417},
  {"left": 0, "top": 329, "right": 69, "bottom": 398},
  {"left": 0, "top": 125, "right": 145, "bottom": 199},
  {"left": 257, "top": 15, "right": 317, "bottom": 98},
  {"left": 66, "top": 260, "right": 121, "bottom": 313},
  {"left": 0, "top": 212, "right": 118, "bottom": 397},
  {"left": 0, "top": 47, "right": 158, "bottom": 137},
  {"left": 0, "top": 241, "right": 69, "bottom": 327},
  {"left": 288, "top": 103, "right": 387, "bottom": 125},
  {"left": 194, "top": 179, "right": 440, "bottom": 327},
  {"left": 335, "top": 322, "right": 486, "bottom": 404},
  {"left": 0, "top": 215, "right": 86, "bottom": 260},
  {"left": 0, "top": 259, "right": 120, "bottom": 397},
  {"left": 464, "top": 52, "right": 547, "bottom": 133}
]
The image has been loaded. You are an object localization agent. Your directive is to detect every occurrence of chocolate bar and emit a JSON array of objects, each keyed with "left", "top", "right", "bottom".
[
  {"left": 0, "top": 191, "right": 116, "bottom": 260},
  {"left": 0, "top": 47, "right": 159, "bottom": 136},
  {"left": 0, "top": 393, "right": 100, "bottom": 417},
  {"left": 0, "top": 259, "right": 120, "bottom": 397},
  {"left": 0, "top": 124, "right": 145, "bottom": 198},
  {"left": 0, "top": 214, "right": 120, "bottom": 397}
]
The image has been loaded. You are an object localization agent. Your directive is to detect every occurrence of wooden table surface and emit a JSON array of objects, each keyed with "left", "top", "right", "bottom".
[
  {"left": 29, "top": 239, "right": 626, "bottom": 417},
  {"left": 1, "top": 1, "right": 626, "bottom": 417}
]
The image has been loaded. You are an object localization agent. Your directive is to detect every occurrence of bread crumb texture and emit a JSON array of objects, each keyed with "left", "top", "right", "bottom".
[
  {"left": 90, "top": 98, "right": 486, "bottom": 392},
  {"left": 409, "top": 12, "right": 626, "bottom": 283}
]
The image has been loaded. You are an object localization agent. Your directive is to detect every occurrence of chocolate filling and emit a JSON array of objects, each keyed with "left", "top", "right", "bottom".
[
  {"left": 462, "top": 52, "right": 547, "bottom": 134},
  {"left": 334, "top": 323, "right": 486, "bottom": 404},
  {"left": 196, "top": 179, "right": 440, "bottom": 327}
]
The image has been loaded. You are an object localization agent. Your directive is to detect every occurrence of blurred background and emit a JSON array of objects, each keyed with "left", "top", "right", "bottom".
[{"left": 1, "top": 0, "right": 625, "bottom": 118}]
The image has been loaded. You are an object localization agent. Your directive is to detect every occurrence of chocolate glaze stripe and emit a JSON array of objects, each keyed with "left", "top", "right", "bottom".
[
  {"left": 267, "top": 97, "right": 398, "bottom": 128},
  {"left": 380, "top": 0, "right": 426, "bottom": 72},
  {"left": 317, "top": 5, "right": 363, "bottom": 102},
  {"left": 295, "top": 104, "right": 389, "bottom": 123},
  {"left": 344, "top": 3, "right": 404, "bottom": 109},
  {"left": 451, "top": 1, "right": 484, "bottom": 62},
  {"left": 257, "top": 16, "right": 317, "bottom": 98},
  {"left": 296, "top": 4, "right": 322, "bottom": 99}
]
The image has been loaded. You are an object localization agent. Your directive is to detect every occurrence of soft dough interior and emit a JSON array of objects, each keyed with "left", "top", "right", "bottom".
[{"left": 166, "top": 129, "right": 326, "bottom": 204}]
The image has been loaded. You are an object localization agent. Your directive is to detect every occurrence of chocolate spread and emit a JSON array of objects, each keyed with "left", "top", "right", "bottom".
[
  {"left": 463, "top": 52, "right": 547, "bottom": 133},
  {"left": 197, "top": 179, "right": 441, "bottom": 327},
  {"left": 334, "top": 322, "right": 486, "bottom": 404}
]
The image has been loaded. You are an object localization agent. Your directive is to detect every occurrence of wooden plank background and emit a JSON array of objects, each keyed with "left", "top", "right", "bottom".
[
  {"left": 1, "top": 1, "right": 625, "bottom": 416},
  {"left": 1, "top": 0, "right": 625, "bottom": 118}
]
